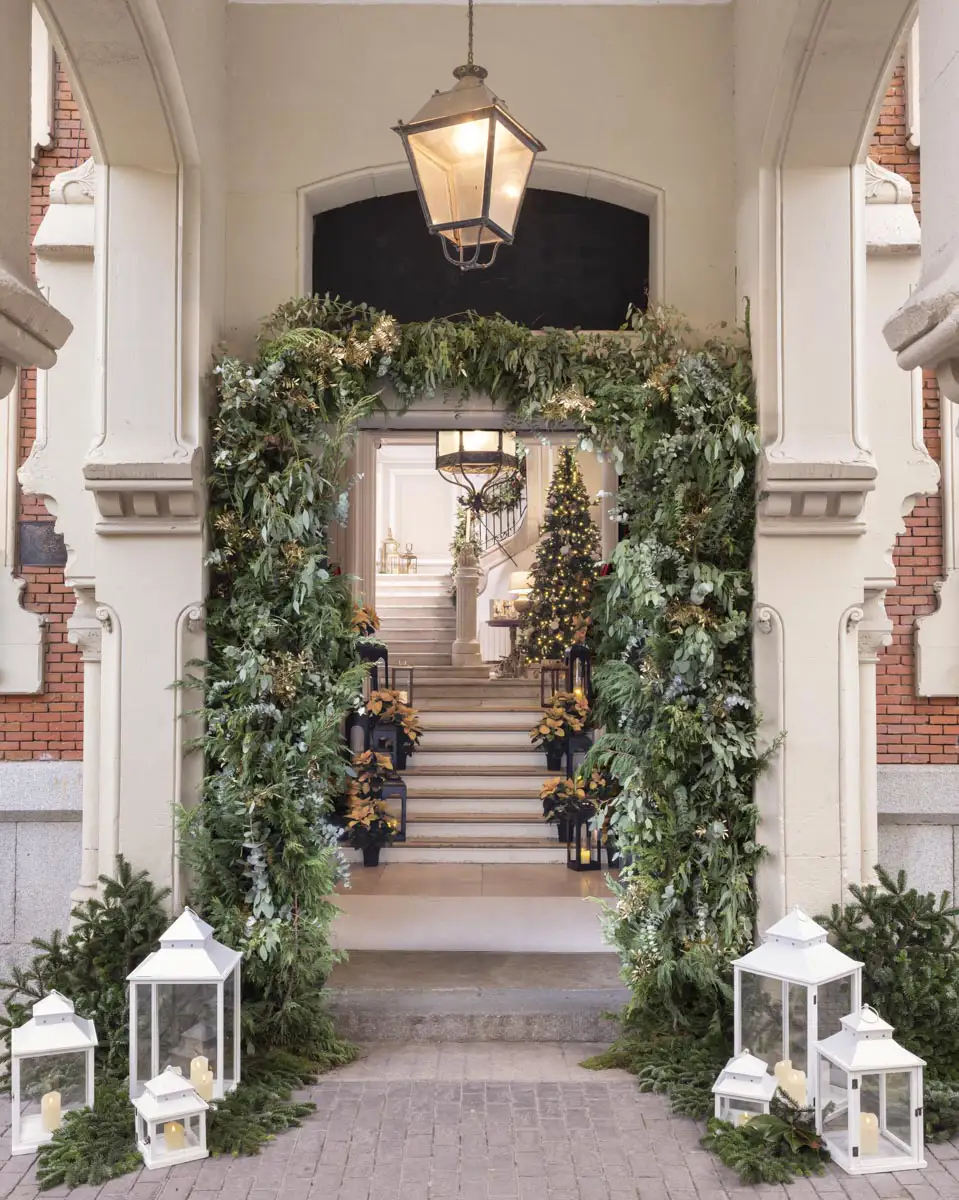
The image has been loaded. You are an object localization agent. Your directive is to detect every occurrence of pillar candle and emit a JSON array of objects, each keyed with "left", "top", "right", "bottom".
[
  {"left": 40, "top": 1091, "right": 61, "bottom": 1132},
  {"left": 774, "top": 1059, "right": 792, "bottom": 1087},
  {"left": 196, "top": 1069, "right": 214, "bottom": 1102},
  {"left": 189, "top": 1056, "right": 208, "bottom": 1088},
  {"left": 580, "top": 846, "right": 591, "bottom": 864},
  {"left": 784, "top": 1069, "right": 807, "bottom": 1107},
  {"left": 164, "top": 1121, "right": 185, "bottom": 1151},
  {"left": 860, "top": 1112, "right": 880, "bottom": 1155}
]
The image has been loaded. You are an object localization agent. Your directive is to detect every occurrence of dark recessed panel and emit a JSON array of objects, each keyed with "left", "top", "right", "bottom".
[
  {"left": 313, "top": 189, "right": 649, "bottom": 329},
  {"left": 18, "top": 521, "right": 67, "bottom": 568}
]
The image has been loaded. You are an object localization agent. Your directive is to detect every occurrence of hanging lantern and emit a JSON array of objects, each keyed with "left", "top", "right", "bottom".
[
  {"left": 379, "top": 528, "right": 401, "bottom": 575},
  {"left": 400, "top": 544, "right": 418, "bottom": 575},
  {"left": 712, "top": 1051, "right": 777, "bottom": 1126},
  {"left": 393, "top": 0, "right": 545, "bottom": 271},
  {"left": 10, "top": 991, "right": 97, "bottom": 1156},
  {"left": 567, "top": 812, "right": 601, "bottom": 872},
  {"left": 814, "top": 1006, "right": 926, "bottom": 1176},
  {"left": 732, "top": 907, "right": 862, "bottom": 1108},
  {"left": 133, "top": 1066, "right": 209, "bottom": 1169},
  {"left": 127, "top": 908, "right": 241, "bottom": 1102}
]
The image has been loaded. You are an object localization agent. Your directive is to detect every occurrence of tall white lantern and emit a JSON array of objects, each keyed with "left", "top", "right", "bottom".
[
  {"left": 133, "top": 1066, "right": 209, "bottom": 1169},
  {"left": 10, "top": 991, "right": 97, "bottom": 1156},
  {"left": 733, "top": 907, "right": 862, "bottom": 1107},
  {"left": 127, "top": 908, "right": 241, "bottom": 1101},
  {"left": 815, "top": 1006, "right": 926, "bottom": 1176},
  {"left": 712, "top": 1051, "right": 778, "bottom": 1125}
]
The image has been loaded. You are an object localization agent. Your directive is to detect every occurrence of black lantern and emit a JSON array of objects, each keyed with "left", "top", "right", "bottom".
[
  {"left": 567, "top": 813, "right": 601, "bottom": 872},
  {"left": 381, "top": 777, "right": 408, "bottom": 843},
  {"left": 567, "top": 643, "right": 592, "bottom": 704},
  {"left": 358, "top": 641, "right": 389, "bottom": 692},
  {"left": 564, "top": 732, "right": 592, "bottom": 779},
  {"left": 393, "top": 0, "right": 545, "bottom": 271},
  {"left": 391, "top": 665, "right": 415, "bottom": 707},
  {"left": 371, "top": 722, "right": 404, "bottom": 772},
  {"left": 540, "top": 662, "right": 565, "bottom": 708}
]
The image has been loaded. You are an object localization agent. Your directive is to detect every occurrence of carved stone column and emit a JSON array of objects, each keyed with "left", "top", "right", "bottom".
[
  {"left": 67, "top": 589, "right": 102, "bottom": 905},
  {"left": 345, "top": 431, "right": 378, "bottom": 603},
  {"left": 858, "top": 592, "right": 894, "bottom": 885},
  {"left": 452, "top": 540, "right": 482, "bottom": 668}
]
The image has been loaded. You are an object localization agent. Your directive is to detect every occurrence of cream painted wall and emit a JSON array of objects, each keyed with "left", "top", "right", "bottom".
[
  {"left": 375, "top": 442, "right": 458, "bottom": 570},
  {"left": 224, "top": 3, "right": 735, "bottom": 350}
]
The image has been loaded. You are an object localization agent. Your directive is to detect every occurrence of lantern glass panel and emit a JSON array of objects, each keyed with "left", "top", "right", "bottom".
[
  {"left": 819, "top": 1059, "right": 849, "bottom": 1136},
  {"left": 18, "top": 1051, "right": 86, "bottom": 1138},
  {"left": 157, "top": 984, "right": 218, "bottom": 1079},
  {"left": 819, "top": 975, "right": 853, "bottom": 1040},
  {"left": 884, "top": 1072, "right": 913, "bottom": 1153},
  {"left": 134, "top": 985, "right": 152, "bottom": 1084},
  {"left": 409, "top": 119, "right": 490, "bottom": 230},
  {"left": 223, "top": 973, "right": 236, "bottom": 1091},
  {"left": 489, "top": 122, "right": 534, "bottom": 236},
  {"left": 787, "top": 982, "right": 807, "bottom": 1067},
  {"left": 718, "top": 1097, "right": 765, "bottom": 1126},
  {"left": 739, "top": 971, "right": 783, "bottom": 1067}
]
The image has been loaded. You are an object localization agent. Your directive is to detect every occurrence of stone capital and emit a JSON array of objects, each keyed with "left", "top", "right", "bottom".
[
  {"left": 758, "top": 454, "right": 877, "bottom": 534},
  {"left": 82, "top": 448, "right": 205, "bottom": 535},
  {"left": 67, "top": 589, "right": 102, "bottom": 662}
]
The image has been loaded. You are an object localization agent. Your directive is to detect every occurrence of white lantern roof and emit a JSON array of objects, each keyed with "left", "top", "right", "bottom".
[
  {"left": 816, "top": 1005, "right": 925, "bottom": 1073},
  {"left": 712, "top": 1051, "right": 778, "bottom": 1103},
  {"left": 11, "top": 990, "right": 98, "bottom": 1056},
  {"left": 733, "top": 907, "right": 862, "bottom": 986},
  {"left": 133, "top": 1066, "right": 209, "bottom": 1123},
  {"left": 127, "top": 907, "right": 241, "bottom": 984}
]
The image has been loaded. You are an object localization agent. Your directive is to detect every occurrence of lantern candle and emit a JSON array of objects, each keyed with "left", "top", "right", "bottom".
[
  {"left": 40, "top": 1091, "right": 61, "bottom": 1132},
  {"left": 783, "top": 1069, "right": 807, "bottom": 1107},
  {"left": 196, "top": 1070, "right": 214, "bottom": 1102},
  {"left": 164, "top": 1121, "right": 185, "bottom": 1151},
  {"left": 774, "top": 1059, "right": 792, "bottom": 1088},
  {"left": 190, "top": 1056, "right": 208, "bottom": 1089},
  {"left": 580, "top": 846, "right": 591, "bottom": 865},
  {"left": 860, "top": 1112, "right": 879, "bottom": 1155}
]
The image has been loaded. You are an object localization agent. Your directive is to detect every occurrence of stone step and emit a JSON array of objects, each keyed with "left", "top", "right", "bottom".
[
  {"left": 379, "top": 617, "right": 457, "bottom": 632},
  {"left": 405, "top": 764, "right": 550, "bottom": 782},
  {"left": 386, "top": 652, "right": 453, "bottom": 668},
  {"left": 345, "top": 840, "right": 568, "bottom": 864},
  {"left": 384, "top": 639, "right": 455, "bottom": 656},
  {"left": 408, "top": 815, "right": 549, "bottom": 840},
  {"left": 375, "top": 600, "right": 452, "bottom": 615},
  {"left": 421, "top": 728, "right": 533, "bottom": 749},
  {"left": 412, "top": 747, "right": 545, "bottom": 767},
  {"left": 406, "top": 794, "right": 543, "bottom": 815},
  {"left": 325, "top": 951, "right": 626, "bottom": 1040},
  {"left": 419, "top": 708, "right": 541, "bottom": 728}
]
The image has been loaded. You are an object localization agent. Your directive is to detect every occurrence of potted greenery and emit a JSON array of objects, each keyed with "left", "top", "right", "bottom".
[
  {"left": 540, "top": 776, "right": 594, "bottom": 843},
  {"left": 344, "top": 751, "right": 399, "bottom": 866},
  {"left": 366, "top": 687, "right": 423, "bottom": 769},
  {"left": 352, "top": 603, "right": 380, "bottom": 637},
  {"left": 529, "top": 690, "right": 590, "bottom": 770}
]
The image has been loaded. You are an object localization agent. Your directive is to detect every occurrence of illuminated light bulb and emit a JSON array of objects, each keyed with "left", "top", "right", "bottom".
[{"left": 452, "top": 120, "right": 488, "bottom": 156}]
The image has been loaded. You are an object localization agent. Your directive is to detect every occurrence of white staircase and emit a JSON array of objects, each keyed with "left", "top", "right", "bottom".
[{"left": 369, "top": 574, "right": 563, "bottom": 863}]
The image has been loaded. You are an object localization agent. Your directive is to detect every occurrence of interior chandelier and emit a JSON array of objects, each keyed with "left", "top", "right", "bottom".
[
  {"left": 435, "top": 429, "right": 518, "bottom": 505},
  {"left": 393, "top": 0, "right": 546, "bottom": 271}
]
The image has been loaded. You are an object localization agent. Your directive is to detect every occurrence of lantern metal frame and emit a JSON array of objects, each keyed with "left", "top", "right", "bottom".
[
  {"left": 133, "top": 1066, "right": 209, "bottom": 1170},
  {"left": 435, "top": 429, "right": 519, "bottom": 508},
  {"left": 567, "top": 811, "right": 601, "bottom": 872},
  {"left": 393, "top": 0, "right": 545, "bottom": 271},
  {"left": 10, "top": 991, "right": 97, "bottom": 1156},
  {"left": 712, "top": 1050, "right": 777, "bottom": 1126},
  {"left": 379, "top": 528, "right": 401, "bottom": 574},
  {"left": 381, "top": 776, "right": 408, "bottom": 843},
  {"left": 732, "top": 907, "right": 863, "bottom": 1108},
  {"left": 540, "top": 662, "right": 565, "bottom": 708},
  {"left": 399, "top": 544, "right": 418, "bottom": 575},
  {"left": 814, "top": 1006, "right": 926, "bottom": 1176},
  {"left": 567, "top": 643, "right": 593, "bottom": 704},
  {"left": 390, "top": 664, "right": 415, "bottom": 707},
  {"left": 127, "top": 908, "right": 242, "bottom": 1103}
]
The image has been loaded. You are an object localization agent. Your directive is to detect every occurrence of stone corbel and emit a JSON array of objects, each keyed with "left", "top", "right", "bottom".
[
  {"left": 864, "top": 159, "right": 921, "bottom": 257},
  {"left": 83, "top": 450, "right": 205, "bottom": 535},
  {"left": 758, "top": 457, "right": 877, "bottom": 534}
]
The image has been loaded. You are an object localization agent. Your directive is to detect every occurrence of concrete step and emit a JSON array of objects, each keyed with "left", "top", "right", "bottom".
[
  {"left": 420, "top": 728, "right": 533, "bottom": 749},
  {"left": 405, "top": 765, "right": 551, "bottom": 786},
  {"left": 408, "top": 815, "right": 550, "bottom": 840},
  {"left": 413, "top": 747, "right": 544, "bottom": 767},
  {"left": 325, "top": 951, "right": 626, "bottom": 1040},
  {"left": 380, "top": 617, "right": 457, "bottom": 632},
  {"left": 407, "top": 795, "right": 543, "bottom": 816},
  {"left": 419, "top": 709, "right": 541, "bottom": 729},
  {"left": 345, "top": 840, "right": 568, "bottom": 864},
  {"left": 375, "top": 601, "right": 452, "bottom": 615}
]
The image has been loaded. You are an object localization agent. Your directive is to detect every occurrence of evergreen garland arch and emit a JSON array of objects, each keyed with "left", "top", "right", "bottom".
[{"left": 196, "top": 295, "right": 762, "bottom": 1032}]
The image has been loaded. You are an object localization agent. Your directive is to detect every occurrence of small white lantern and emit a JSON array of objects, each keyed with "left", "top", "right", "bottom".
[
  {"left": 133, "top": 1066, "right": 209, "bottom": 1169},
  {"left": 712, "top": 1050, "right": 778, "bottom": 1125},
  {"left": 733, "top": 907, "right": 862, "bottom": 1107},
  {"left": 815, "top": 1006, "right": 926, "bottom": 1176},
  {"left": 10, "top": 991, "right": 97, "bottom": 1156},
  {"left": 127, "top": 908, "right": 241, "bottom": 1101}
]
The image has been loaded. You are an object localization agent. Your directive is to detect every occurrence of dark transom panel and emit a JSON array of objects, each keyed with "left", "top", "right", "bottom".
[{"left": 312, "top": 189, "right": 649, "bottom": 329}]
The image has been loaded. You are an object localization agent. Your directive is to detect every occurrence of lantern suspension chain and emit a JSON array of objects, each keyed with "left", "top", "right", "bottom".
[{"left": 467, "top": 0, "right": 474, "bottom": 67}]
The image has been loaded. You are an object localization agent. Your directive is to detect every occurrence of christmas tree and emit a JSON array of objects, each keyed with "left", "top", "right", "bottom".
[{"left": 521, "top": 448, "right": 600, "bottom": 662}]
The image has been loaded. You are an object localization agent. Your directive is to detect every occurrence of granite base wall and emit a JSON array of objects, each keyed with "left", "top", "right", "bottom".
[
  {"left": 878, "top": 765, "right": 959, "bottom": 899},
  {"left": 0, "top": 762, "right": 81, "bottom": 976}
]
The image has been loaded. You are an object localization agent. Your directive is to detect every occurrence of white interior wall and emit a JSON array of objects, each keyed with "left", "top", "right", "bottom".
[{"left": 375, "top": 442, "right": 458, "bottom": 573}]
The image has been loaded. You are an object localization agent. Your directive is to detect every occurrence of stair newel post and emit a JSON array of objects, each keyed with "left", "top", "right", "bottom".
[{"left": 452, "top": 540, "right": 483, "bottom": 668}]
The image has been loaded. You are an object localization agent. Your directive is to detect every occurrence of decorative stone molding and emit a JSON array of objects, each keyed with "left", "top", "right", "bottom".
[
  {"left": 30, "top": 7, "right": 54, "bottom": 167},
  {"left": 906, "top": 19, "right": 920, "bottom": 151},
  {"left": 864, "top": 159, "right": 921, "bottom": 257},
  {"left": 82, "top": 452, "right": 205, "bottom": 535},
  {"left": 49, "top": 157, "right": 95, "bottom": 206},
  {"left": 758, "top": 458, "right": 877, "bottom": 533}
]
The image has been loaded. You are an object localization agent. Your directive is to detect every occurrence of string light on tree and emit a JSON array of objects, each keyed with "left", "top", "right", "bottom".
[{"left": 521, "top": 448, "right": 600, "bottom": 662}]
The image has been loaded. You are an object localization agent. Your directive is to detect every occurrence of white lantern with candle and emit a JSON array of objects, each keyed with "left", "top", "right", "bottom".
[
  {"left": 712, "top": 1050, "right": 778, "bottom": 1125},
  {"left": 133, "top": 1066, "right": 209, "bottom": 1169},
  {"left": 732, "top": 907, "right": 862, "bottom": 1107},
  {"left": 814, "top": 1006, "right": 926, "bottom": 1176},
  {"left": 127, "top": 908, "right": 241, "bottom": 1102},
  {"left": 10, "top": 991, "right": 97, "bottom": 1156}
]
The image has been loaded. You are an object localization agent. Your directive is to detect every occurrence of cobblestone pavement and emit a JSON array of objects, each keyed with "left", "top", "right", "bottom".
[{"left": 1, "top": 1044, "right": 958, "bottom": 1200}]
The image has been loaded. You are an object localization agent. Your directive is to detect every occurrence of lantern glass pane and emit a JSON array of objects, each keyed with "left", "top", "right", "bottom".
[
  {"left": 187, "top": 1114, "right": 202, "bottom": 1147},
  {"left": 819, "top": 1059, "right": 849, "bottom": 1138},
  {"left": 135, "top": 985, "right": 152, "bottom": 1088},
  {"left": 884, "top": 1072, "right": 913, "bottom": 1153},
  {"left": 437, "top": 431, "right": 459, "bottom": 459},
  {"left": 739, "top": 971, "right": 782, "bottom": 1067},
  {"left": 818, "top": 975, "right": 853, "bottom": 1042},
  {"left": 462, "top": 430, "right": 497, "bottom": 454},
  {"left": 786, "top": 982, "right": 808, "bottom": 1068},
  {"left": 408, "top": 119, "right": 490, "bottom": 229},
  {"left": 19, "top": 1051, "right": 86, "bottom": 1116},
  {"left": 719, "top": 1098, "right": 765, "bottom": 1125},
  {"left": 223, "top": 971, "right": 237, "bottom": 1090},
  {"left": 489, "top": 121, "right": 534, "bottom": 236},
  {"left": 157, "top": 984, "right": 218, "bottom": 1078}
]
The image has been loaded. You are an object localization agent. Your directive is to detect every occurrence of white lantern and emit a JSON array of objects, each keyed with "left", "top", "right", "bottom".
[
  {"left": 733, "top": 907, "right": 862, "bottom": 1107},
  {"left": 712, "top": 1050, "right": 778, "bottom": 1126},
  {"left": 133, "top": 1066, "right": 209, "bottom": 1169},
  {"left": 10, "top": 991, "right": 97, "bottom": 1156},
  {"left": 815, "top": 1006, "right": 926, "bottom": 1175},
  {"left": 127, "top": 908, "right": 241, "bottom": 1101}
]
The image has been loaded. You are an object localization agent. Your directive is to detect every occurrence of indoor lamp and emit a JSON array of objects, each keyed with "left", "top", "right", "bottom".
[
  {"left": 436, "top": 429, "right": 518, "bottom": 512},
  {"left": 393, "top": 0, "right": 545, "bottom": 270}
]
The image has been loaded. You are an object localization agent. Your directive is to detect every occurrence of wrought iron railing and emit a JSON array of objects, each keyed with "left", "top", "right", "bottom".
[{"left": 473, "top": 487, "right": 528, "bottom": 554}]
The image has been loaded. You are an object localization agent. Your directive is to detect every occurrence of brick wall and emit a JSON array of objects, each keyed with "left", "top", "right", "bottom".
[
  {"left": 0, "top": 64, "right": 89, "bottom": 763},
  {"left": 869, "top": 61, "right": 959, "bottom": 766}
]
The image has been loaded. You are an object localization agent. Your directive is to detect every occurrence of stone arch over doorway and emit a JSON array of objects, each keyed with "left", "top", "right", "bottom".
[{"left": 296, "top": 161, "right": 665, "bottom": 313}]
